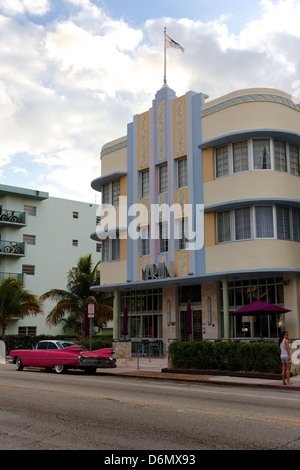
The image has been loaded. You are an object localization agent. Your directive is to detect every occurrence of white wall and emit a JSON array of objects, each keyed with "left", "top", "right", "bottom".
[{"left": 1, "top": 194, "right": 101, "bottom": 336}]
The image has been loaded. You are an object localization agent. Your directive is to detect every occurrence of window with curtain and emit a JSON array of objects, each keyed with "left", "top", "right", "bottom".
[
  {"left": 101, "top": 237, "right": 120, "bottom": 261},
  {"left": 277, "top": 206, "right": 291, "bottom": 240},
  {"left": 216, "top": 145, "right": 229, "bottom": 177},
  {"left": 290, "top": 145, "right": 300, "bottom": 176},
  {"left": 274, "top": 140, "right": 287, "bottom": 172},
  {"left": 217, "top": 210, "right": 231, "bottom": 243},
  {"left": 102, "top": 180, "right": 120, "bottom": 206},
  {"left": 214, "top": 138, "right": 299, "bottom": 178},
  {"left": 235, "top": 207, "right": 251, "bottom": 240},
  {"left": 111, "top": 238, "right": 120, "bottom": 261},
  {"left": 292, "top": 208, "right": 300, "bottom": 242},
  {"left": 216, "top": 205, "right": 300, "bottom": 244},
  {"left": 233, "top": 141, "right": 248, "bottom": 173},
  {"left": 253, "top": 139, "right": 271, "bottom": 169},
  {"left": 255, "top": 206, "right": 274, "bottom": 238}
]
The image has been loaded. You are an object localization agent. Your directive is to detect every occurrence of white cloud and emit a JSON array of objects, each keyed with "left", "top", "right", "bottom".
[
  {"left": 0, "top": 0, "right": 50, "bottom": 16},
  {"left": 0, "top": 0, "right": 299, "bottom": 202}
]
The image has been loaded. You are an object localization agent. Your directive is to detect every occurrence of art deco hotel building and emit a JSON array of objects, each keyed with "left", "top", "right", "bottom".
[{"left": 91, "top": 85, "right": 300, "bottom": 355}]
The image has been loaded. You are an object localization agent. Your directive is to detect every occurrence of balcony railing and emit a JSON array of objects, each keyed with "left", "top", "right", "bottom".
[
  {"left": 0, "top": 209, "right": 26, "bottom": 225},
  {"left": 0, "top": 272, "right": 25, "bottom": 284},
  {"left": 0, "top": 241, "right": 26, "bottom": 256}
]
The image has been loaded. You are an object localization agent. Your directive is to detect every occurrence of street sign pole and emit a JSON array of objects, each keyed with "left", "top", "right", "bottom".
[{"left": 88, "top": 303, "right": 95, "bottom": 351}]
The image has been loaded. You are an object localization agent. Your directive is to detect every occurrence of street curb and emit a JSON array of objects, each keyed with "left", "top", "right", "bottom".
[
  {"left": 162, "top": 368, "right": 282, "bottom": 380},
  {"left": 97, "top": 369, "right": 300, "bottom": 390}
]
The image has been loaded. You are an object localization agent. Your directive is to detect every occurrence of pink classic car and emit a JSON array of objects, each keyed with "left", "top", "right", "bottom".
[{"left": 9, "top": 340, "right": 116, "bottom": 374}]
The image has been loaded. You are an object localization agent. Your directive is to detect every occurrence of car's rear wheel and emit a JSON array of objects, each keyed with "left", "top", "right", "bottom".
[
  {"left": 54, "top": 364, "right": 67, "bottom": 374},
  {"left": 16, "top": 357, "right": 24, "bottom": 371}
]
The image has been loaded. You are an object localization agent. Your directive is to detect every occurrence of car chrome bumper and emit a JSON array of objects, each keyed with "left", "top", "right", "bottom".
[{"left": 78, "top": 356, "right": 116, "bottom": 368}]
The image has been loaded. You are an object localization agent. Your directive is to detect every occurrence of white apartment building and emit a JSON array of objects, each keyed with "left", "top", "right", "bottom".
[{"left": 0, "top": 184, "right": 103, "bottom": 336}]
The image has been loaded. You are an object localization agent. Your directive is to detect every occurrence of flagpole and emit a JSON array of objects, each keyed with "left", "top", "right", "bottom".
[{"left": 164, "top": 27, "right": 167, "bottom": 85}]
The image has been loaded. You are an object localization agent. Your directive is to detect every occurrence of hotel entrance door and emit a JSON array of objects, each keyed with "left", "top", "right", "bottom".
[{"left": 180, "top": 310, "right": 202, "bottom": 341}]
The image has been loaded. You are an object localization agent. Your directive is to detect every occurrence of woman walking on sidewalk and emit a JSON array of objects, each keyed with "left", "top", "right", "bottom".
[{"left": 278, "top": 331, "right": 294, "bottom": 386}]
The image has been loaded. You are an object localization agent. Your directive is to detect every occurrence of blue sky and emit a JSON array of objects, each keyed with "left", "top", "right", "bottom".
[
  {"left": 101, "top": 0, "right": 261, "bottom": 31},
  {"left": 0, "top": 0, "right": 300, "bottom": 203}
]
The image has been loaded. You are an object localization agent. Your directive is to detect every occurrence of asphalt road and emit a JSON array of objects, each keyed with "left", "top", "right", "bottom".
[{"left": 1, "top": 365, "right": 300, "bottom": 451}]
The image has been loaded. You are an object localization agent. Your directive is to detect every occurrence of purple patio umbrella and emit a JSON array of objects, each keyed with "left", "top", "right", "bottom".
[
  {"left": 185, "top": 301, "right": 192, "bottom": 334},
  {"left": 229, "top": 300, "right": 291, "bottom": 316},
  {"left": 121, "top": 306, "right": 128, "bottom": 336}
]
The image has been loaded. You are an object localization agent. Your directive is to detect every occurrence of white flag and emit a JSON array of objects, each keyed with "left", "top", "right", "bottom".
[{"left": 165, "top": 33, "right": 185, "bottom": 53}]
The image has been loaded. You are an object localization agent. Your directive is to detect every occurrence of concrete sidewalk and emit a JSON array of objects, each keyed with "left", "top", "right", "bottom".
[{"left": 100, "top": 356, "right": 300, "bottom": 390}]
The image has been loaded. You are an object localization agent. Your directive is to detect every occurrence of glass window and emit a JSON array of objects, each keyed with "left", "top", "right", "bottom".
[
  {"left": 159, "top": 223, "right": 168, "bottom": 253},
  {"left": 290, "top": 145, "right": 300, "bottom": 176},
  {"left": 221, "top": 277, "right": 284, "bottom": 339},
  {"left": 111, "top": 238, "right": 120, "bottom": 261},
  {"left": 292, "top": 208, "right": 300, "bottom": 241},
  {"left": 178, "top": 284, "right": 202, "bottom": 304},
  {"left": 217, "top": 211, "right": 231, "bottom": 243},
  {"left": 23, "top": 234, "right": 36, "bottom": 245},
  {"left": 158, "top": 164, "right": 168, "bottom": 193},
  {"left": 24, "top": 205, "right": 36, "bottom": 216},
  {"left": 177, "top": 217, "right": 189, "bottom": 250},
  {"left": 141, "top": 170, "right": 149, "bottom": 198},
  {"left": 255, "top": 206, "right": 274, "bottom": 238},
  {"left": 253, "top": 139, "right": 271, "bottom": 169},
  {"left": 233, "top": 141, "right": 248, "bottom": 173},
  {"left": 235, "top": 207, "right": 251, "bottom": 240},
  {"left": 101, "top": 239, "right": 109, "bottom": 262},
  {"left": 277, "top": 206, "right": 291, "bottom": 240},
  {"left": 274, "top": 140, "right": 287, "bottom": 172},
  {"left": 216, "top": 146, "right": 229, "bottom": 177},
  {"left": 120, "top": 290, "right": 163, "bottom": 340},
  {"left": 18, "top": 326, "right": 37, "bottom": 335},
  {"left": 178, "top": 158, "right": 187, "bottom": 188},
  {"left": 102, "top": 180, "right": 120, "bottom": 206},
  {"left": 140, "top": 226, "right": 150, "bottom": 256},
  {"left": 102, "top": 184, "right": 110, "bottom": 204},
  {"left": 112, "top": 180, "right": 120, "bottom": 206},
  {"left": 47, "top": 342, "right": 59, "bottom": 350}
]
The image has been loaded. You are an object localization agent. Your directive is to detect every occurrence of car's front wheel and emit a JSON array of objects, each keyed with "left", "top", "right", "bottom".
[
  {"left": 54, "top": 364, "right": 67, "bottom": 374},
  {"left": 16, "top": 357, "right": 24, "bottom": 371}
]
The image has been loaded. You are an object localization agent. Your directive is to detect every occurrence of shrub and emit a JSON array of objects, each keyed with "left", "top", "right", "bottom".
[{"left": 168, "top": 340, "right": 281, "bottom": 374}]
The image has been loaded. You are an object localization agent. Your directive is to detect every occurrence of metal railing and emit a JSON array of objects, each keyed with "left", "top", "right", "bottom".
[
  {"left": 0, "top": 209, "right": 26, "bottom": 224},
  {"left": 0, "top": 272, "right": 25, "bottom": 282},
  {"left": 0, "top": 241, "right": 25, "bottom": 255}
]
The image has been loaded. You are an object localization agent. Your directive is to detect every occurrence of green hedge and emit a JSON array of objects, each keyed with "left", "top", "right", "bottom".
[
  {"left": 168, "top": 340, "right": 282, "bottom": 374},
  {"left": 4, "top": 335, "right": 113, "bottom": 355}
]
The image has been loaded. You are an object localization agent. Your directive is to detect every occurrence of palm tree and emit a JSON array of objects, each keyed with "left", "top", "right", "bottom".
[
  {"left": 40, "top": 254, "right": 113, "bottom": 333},
  {"left": 0, "top": 276, "right": 43, "bottom": 341}
]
